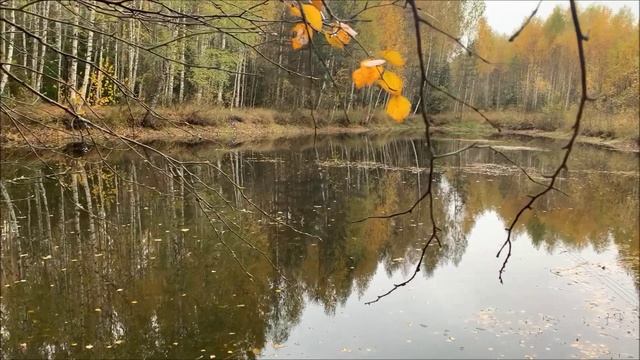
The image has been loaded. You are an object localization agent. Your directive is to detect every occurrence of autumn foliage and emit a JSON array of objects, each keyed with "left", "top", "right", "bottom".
[{"left": 287, "top": 2, "right": 411, "bottom": 123}]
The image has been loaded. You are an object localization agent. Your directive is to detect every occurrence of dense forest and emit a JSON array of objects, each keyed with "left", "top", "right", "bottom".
[{"left": 1, "top": 0, "right": 637, "bottom": 131}]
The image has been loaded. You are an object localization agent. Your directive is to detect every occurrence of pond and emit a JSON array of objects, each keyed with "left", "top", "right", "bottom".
[{"left": 1, "top": 131, "right": 638, "bottom": 359}]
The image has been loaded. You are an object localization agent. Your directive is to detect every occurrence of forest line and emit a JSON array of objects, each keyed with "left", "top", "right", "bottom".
[{"left": 0, "top": 1, "right": 637, "bottom": 141}]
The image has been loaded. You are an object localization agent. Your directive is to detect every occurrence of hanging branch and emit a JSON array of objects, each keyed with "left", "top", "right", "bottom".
[
  {"left": 509, "top": 0, "right": 543, "bottom": 42},
  {"left": 497, "top": 0, "right": 592, "bottom": 283}
]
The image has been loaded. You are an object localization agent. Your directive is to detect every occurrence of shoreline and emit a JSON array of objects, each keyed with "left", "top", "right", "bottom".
[
  {"left": 2, "top": 121, "right": 637, "bottom": 155},
  {"left": 1, "top": 104, "right": 637, "bottom": 153}
]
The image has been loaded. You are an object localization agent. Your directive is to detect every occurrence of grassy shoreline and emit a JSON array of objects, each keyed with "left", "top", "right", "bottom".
[{"left": 1, "top": 105, "right": 637, "bottom": 153}]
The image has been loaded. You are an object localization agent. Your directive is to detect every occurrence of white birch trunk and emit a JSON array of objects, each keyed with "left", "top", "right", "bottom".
[{"left": 0, "top": 1, "right": 15, "bottom": 94}]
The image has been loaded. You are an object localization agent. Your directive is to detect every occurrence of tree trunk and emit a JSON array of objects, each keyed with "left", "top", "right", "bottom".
[
  {"left": 0, "top": 1, "right": 16, "bottom": 95},
  {"left": 217, "top": 35, "right": 227, "bottom": 104},
  {"left": 68, "top": 2, "right": 81, "bottom": 106},
  {"left": 79, "top": 6, "right": 96, "bottom": 104},
  {"left": 35, "top": 1, "right": 51, "bottom": 92}
]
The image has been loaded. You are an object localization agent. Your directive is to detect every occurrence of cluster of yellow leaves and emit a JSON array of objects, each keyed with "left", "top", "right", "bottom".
[
  {"left": 288, "top": 1, "right": 357, "bottom": 50},
  {"left": 352, "top": 51, "right": 411, "bottom": 122},
  {"left": 324, "top": 22, "right": 357, "bottom": 49},
  {"left": 289, "top": 1, "right": 323, "bottom": 50}
]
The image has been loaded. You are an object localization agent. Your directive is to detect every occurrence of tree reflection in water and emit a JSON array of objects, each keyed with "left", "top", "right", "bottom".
[{"left": 1, "top": 133, "right": 638, "bottom": 358}]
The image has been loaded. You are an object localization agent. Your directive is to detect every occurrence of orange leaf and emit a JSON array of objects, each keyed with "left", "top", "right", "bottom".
[
  {"left": 311, "top": 0, "right": 323, "bottom": 11},
  {"left": 325, "top": 31, "right": 345, "bottom": 49},
  {"left": 291, "top": 23, "right": 313, "bottom": 50},
  {"left": 352, "top": 66, "right": 382, "bottom": 89},
  {"left": 324, "top": 23, "right": 354, "bottom": 49},
  {"left": 386, "top": 95, "right": 411, "bottom": 122},
  {"left": 380, "top": 50, "right": 405, "bottom": 67},
  {"left": 376, "top": 71, "right": 403, "bottom": 95}
]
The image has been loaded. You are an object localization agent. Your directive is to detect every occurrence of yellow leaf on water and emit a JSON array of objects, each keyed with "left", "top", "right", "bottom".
[
  {"left": 380, "top": 50, "right": 405, "bottom": 67},
  {"left": 386, "top": 95, "right": 411, "bottom": 123},
  {"left": 377, "top": 71, "right": 403, "bottom": 95}
]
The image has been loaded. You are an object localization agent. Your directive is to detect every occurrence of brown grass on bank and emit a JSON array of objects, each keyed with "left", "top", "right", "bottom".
[
  {"left": 433, "top": 107, "right": 639, "bottom": 141},
  {"left": 2, "top": 102, "right": 424, "bottom": 131},
  {"left": 0, "top": 103, "right": 424, "bottom": 147}
]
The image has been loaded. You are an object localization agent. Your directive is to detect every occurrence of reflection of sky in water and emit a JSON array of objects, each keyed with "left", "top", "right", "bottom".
[
  {"left": 0, "top": 134, "right": 638, "bottom": 358},
  {"left": 263, "top": 211, "right": 638, "bottom": 358}
]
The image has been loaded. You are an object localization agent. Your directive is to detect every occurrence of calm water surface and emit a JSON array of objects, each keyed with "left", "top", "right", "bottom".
[{"left": 1, "top": 132, "right": 638, "bottom": 359}]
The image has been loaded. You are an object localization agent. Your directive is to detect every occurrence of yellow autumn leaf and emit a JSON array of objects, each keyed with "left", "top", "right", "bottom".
[
  {"left": 324, "top": 27, "right": 351, "bottom": 49},
  {"left": 290, "top": 4, "right": 323, "bottom": 32},
  {"left": 291, "top": 23, "right": 313, "bottom": 50},
  {"left": 302, "top": 4, "right": 323, "bottom": 31},
  {"left": 380, "top": 50, "right": 405, "bottom": 67},
  {"left": 352, "top": 66, "right": 382, "bottom": 89},
  {"left": 377, "top": 71, "right": 403, "bottom": 95},
  {"left": 324, "top": 31, "right": 344, "bottom": 49},
  {"left": 386, "top": 95, "right": 411, "bottom": 122},
  {"left": 288, "top": 3, "right": 301, "bottom": 17},
  {"left": 324, "top": 23, "right": 353, "bottom": 49}
]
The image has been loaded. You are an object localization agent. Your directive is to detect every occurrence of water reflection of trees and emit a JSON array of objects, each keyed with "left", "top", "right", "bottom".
[{"left": 1, "top": 134, "right": 637, "bottom": 358}]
